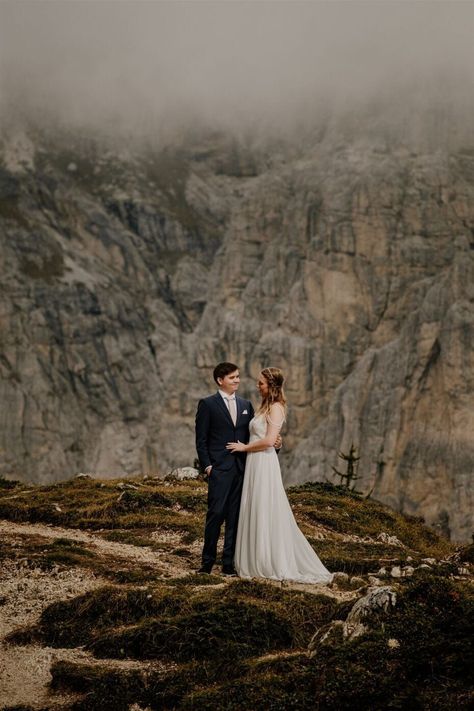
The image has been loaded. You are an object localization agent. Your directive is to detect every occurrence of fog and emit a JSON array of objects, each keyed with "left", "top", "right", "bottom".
[{"left": 0, "top": 1, "right": 473, "bottom": 138}]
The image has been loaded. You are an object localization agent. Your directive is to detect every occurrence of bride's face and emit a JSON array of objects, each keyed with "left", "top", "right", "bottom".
[{"left": 257, "top": 374, "right": 269, "bottom": 397}]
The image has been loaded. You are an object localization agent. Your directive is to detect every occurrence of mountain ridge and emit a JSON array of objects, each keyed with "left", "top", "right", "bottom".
[{"left": 0, "top": 121, "right": 473, "bottom": 540}]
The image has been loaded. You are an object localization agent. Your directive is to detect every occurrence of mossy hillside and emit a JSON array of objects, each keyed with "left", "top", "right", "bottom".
[
  {"left": 27, "top": 578, "right": 337, "bottom": 658},
  {"left": 1, "top": 534, "right": 172, "bottom": 588},
  {"left": 176, "top": 573, "right": 474, "bottom": 711},
  {"left": 0, "top": 477, "right": 206, "bottom": 543},
  {"left": 48, "top": 573, "right": 474, "bottom": 711},
  {"left": 0, "top": 477, "right": 459, "bottom": 591},
  {"left": 288, "top": 482, "right": 453, "bottom": 559},
  {"left": 50, "top": 658, "right": 247, "bottom": 711},
  {"left": 2, "top": 478, "right": 471, "bottom": 710},
  {"left": 0, "top": 478, "right": 455, "bottom": 561}
]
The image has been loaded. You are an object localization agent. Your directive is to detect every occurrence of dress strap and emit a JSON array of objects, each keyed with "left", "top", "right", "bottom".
[{"left": 266, "top": 403, "right": 285, "bottom": 427}]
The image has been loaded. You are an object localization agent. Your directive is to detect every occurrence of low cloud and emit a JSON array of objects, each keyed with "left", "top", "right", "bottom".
[{"left": 0, "top": 1, "right": 473, "bottom": 137}]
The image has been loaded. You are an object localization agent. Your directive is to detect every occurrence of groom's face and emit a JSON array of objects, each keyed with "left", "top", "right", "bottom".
[{"left": 217, "top": 370, "right": 240, "bottom": 395}]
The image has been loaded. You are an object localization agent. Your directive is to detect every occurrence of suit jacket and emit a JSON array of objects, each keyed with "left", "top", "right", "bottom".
[{"left": 195, "top": 393, "right": 254, "bottom": 474}]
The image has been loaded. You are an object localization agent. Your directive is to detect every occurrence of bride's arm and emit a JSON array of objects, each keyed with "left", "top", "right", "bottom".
[{"left": 226, "top": 404, "right": 284, "bottom": 453}]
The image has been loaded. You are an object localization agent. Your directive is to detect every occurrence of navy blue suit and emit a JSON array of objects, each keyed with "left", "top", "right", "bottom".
[{"left": 196, "top": 392, "right": 254, "bottom": 568}]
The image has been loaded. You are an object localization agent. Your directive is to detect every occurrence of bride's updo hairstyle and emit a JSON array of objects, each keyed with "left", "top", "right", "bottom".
[{"left": 259, "top": 367, "right": 287, "bottom": 416}]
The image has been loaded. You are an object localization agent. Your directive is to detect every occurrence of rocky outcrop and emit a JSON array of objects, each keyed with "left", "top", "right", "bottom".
[
  {"left": 0, "top": 122, "right": 473, "bottom": 540},
  {"left": 308, "top": 585, "right": 398, "bottom": 649}
]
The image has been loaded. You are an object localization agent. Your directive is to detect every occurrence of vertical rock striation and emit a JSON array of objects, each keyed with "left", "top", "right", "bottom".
[{"left": 0, "top": 123, "right": 473, "bottom": 540}]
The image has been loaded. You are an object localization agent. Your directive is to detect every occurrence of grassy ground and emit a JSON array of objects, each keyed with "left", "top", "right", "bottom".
[
  {"left": 43, "top": 571, "right": 473, "bottom": 711},
  {"left": 1, "top": 476, "right": 472, "bottom": 710}
]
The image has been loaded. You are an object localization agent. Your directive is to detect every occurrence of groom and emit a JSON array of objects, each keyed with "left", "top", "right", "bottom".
[{"left": 195, "top": 362, "right": 254, "bottom": 575}]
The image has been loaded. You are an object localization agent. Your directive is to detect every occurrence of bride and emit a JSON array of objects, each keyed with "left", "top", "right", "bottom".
[{"left": 226, "top": 367, "right": 333, "bottom": 584}]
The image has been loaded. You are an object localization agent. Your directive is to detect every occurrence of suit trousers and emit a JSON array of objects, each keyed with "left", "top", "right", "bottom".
[{"left": 202, "top": 463, "right": 244, "bottom": 568}]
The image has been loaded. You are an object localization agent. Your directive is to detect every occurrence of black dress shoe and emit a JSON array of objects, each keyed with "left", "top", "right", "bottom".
[
  {"left": 198, "top": 565, "right": 213, "bottom": 574},
  {"left": 221, "top": 565, "right": 238, "bottom": 577}
]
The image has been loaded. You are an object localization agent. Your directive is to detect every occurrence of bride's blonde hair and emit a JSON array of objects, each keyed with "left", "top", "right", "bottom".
[{"left": 258, "top": 367, "right": 287, "bottom": 417}]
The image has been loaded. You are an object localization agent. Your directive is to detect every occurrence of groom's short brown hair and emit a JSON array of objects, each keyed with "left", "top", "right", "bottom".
[{"left": 213, "top": 362, "right": 239, "bottom": 384}]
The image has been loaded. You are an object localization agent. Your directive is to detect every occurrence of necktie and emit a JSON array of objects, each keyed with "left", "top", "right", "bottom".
[{"left": 226, "top": 397, "right": 237, "bottom": 426}]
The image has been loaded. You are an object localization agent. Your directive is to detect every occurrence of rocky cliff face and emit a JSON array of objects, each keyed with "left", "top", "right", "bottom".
[{"left": 0, "top": 120, "right": 473, "bottom": 540}]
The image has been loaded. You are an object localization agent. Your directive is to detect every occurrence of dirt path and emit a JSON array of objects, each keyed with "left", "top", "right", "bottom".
[
  {"left": 0, "top": 519, "right": 185, "bottom": 574},
  {"left": 0, "top": 558, "right": 105, "bottom": 709},
  {"left": 0, "top": 520, "right": 189, "bottom": 709}
]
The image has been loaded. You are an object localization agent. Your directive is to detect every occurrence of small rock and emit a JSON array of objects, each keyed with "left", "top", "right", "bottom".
[
  {"left": 368, "top": 576, "right": 382, "bottom": 586},
  {"left": 377, "top": 532, "right": 405, "bottom": 547},
  {"left": 75, "top": 473, "right": 91, "bottom": 479},
  {"left": 387, "top": 638, "right": 400, "bottom": 649},
  {"left": 390, "top": 566, "right": 402, "bottom": 578},
  {"left": 417, "top": 564, "right": 431, "bottom": 570},
  {"left": 377, "top": 567, "right": 387, "bottom": 576},
  {"left": 167, "top": 467, "right": 200, "bottom": 481},
  {"left": 67, "top": 162, "right": 78, "bottom": 172},
  {"left": 401, "top": 566, "right": 415, "bottom": 577},
  {"left": 350, "top": 576, "right": 366, "bottom": 588},
  {"left": 457, "top": 567, "right": 470, "bottom": 576},
  {"left": 343, "top": 621, "right": 367, "bottom": 640},
  {"left": 330, "top": 572, "right": 349, "bottom": 587},
  {"left": 422, "top": 558, "right": 436, "bottom": 565}
]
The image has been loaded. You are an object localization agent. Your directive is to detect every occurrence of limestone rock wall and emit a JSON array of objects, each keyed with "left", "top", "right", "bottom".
[{"left": 0, "top": 126, "right": 473, "bottom": 540}]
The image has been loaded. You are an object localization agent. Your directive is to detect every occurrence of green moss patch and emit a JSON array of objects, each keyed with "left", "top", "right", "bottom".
[
  {"left": 89, "top": 599, "right": 292, "bottom": 662},
  {"left": 459, "top": 542, "right": 474, "bottom": 564},
  {"left": 166, "top": 574, "right": 474, "bottom": 711},
  {"left": 309, "top": 539, "right": 412, "bottom": 574},
  {"left": 0, "top": 477, "right": 20, "bottom": 490},
  {"left": 26, "top": 585, "right": 174, "bottom": 648},
  {"left": 39, "top": 569, "right": 473, "bottom": 711},
  {"left": 0, "top": 477, "right": 206, "bottom": 541},
  {"left": 288, "top": 482, "right": 454, "bottom": 559},
  {"left": 101, "top": 530, "right": 153, "bottom": 547},
  {"left": 160, "top": 572, "right": 223, "bottom": 586}
]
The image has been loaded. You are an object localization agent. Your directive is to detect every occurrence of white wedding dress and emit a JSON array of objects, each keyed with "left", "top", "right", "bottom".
[{"left": 235, "top": 413, "right": 333, "bottom": 584}]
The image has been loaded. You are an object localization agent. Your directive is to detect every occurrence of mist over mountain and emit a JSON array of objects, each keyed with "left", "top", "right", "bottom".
[
  {"left": 0, "top": 1, "right": 473, "bottom": 542},
  {"left": 1, "top": 0, "right": 473, "bottom": 138}
]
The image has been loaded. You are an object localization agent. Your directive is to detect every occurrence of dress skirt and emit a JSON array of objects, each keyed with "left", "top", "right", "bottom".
[{"left": 235, "top": 447, "right": 333, "bottom": 584}]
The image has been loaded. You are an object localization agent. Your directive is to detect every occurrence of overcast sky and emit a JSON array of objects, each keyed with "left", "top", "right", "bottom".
[{"left": 0, "top": 1, "right": 473, "bottom": 135}]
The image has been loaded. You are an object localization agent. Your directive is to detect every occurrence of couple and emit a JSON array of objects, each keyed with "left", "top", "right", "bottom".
[{"left": 195, "top": 362, "right": 333, "bottom": 584}]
